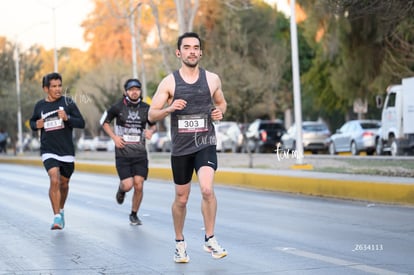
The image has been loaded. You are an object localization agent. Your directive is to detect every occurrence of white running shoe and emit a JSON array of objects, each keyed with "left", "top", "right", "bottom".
[
  {"left": 204, "top": 236, "right": 228, "bottom": 259},
  {"left": 174, "top": 241, "right": 190, "bottom": 263}
]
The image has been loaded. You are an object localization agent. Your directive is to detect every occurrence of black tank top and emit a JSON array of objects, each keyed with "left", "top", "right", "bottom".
[{"left": 171, "top": 68, "right": 216, "bottom": 156}]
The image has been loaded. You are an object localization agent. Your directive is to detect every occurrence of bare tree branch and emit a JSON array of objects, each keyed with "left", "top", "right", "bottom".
[{"left": 148, "top": 0, "right": 173, "bottom": 73}]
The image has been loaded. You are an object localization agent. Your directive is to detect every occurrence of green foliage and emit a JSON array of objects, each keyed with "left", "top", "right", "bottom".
[
  {"left": 74, "top": 59, "right": 131, "bottom": 136},
  {"left": 299, "top": 0, "right": 414, "bottom": 125},
  {"left": 3, "top": 0, "right": 414, "bottom": 137},
  {"left": 197, "top": 1, "right": 299, "bottom": 123},
  {"left": 0, "top": 39, "right": 44, "bottom": 141}
]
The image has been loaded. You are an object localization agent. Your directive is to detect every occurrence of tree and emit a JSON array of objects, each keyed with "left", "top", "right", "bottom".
[
  {"left": 298, "top": 0, "right": 414, "bottom": 128},
  {"left": 74, "top": 59, "right": 132, "bottom": 137},
  {"left": 175, "top": 0, "right": 199, "bottom": 33},
  {"left": 81, "top": 0, "right": 180, "bottom": 107},
  {"left": 197, "top": 1, "right": 294, "bottom": 122},
  {"left": 0, "top": 38, "right": 44, "bottom": 146}
]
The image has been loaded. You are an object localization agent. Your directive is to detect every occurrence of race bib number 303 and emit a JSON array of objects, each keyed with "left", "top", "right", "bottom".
[{"left": 177, "top": 114, "right": 208, "bottom": 133}]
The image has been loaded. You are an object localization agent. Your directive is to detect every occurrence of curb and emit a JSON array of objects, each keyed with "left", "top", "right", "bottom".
[
  {"left": 1, "top": 157, "right": 413, "bottom": 206},
  {"left": 214, "top": 170, "right": 414, "bottom": 206}
]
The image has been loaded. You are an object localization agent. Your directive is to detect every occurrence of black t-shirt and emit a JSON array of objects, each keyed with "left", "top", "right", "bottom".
[
  {"left": 29, "top": 96, "right": 85, "bottom": 157},
  {"left": 102, "top": 97, "right": 155, "bottom": 158}
]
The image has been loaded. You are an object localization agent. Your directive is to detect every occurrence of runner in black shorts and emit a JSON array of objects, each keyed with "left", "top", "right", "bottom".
[
  {"left": 29, "top": 72, "right": 85, "bottom": 230},
  {"left": 43, "top": 158, "right": 75, "bottom": 179},
  {"left": 101, "top": 78, "right": 156, "bottom": 225},
  {"left": 171, "top": 145, "right": 217, "bottom": 185},
  {"left": 149, "top": 32, "right": 228, "bottom": 263},
  {"left": 116, "top": 156, "right": 149, "bottom": 182}
]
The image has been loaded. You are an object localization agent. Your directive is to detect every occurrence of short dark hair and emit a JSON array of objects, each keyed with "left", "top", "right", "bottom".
[
  {"left": 42, "top": 72, "right": 62, "bottom": 88},
  {"left": 177, "top": 32, "right": 202, "bottom": 50}
]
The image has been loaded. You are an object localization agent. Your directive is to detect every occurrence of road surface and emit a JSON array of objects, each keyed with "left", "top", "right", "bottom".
[{"left": 0, "top": 163, "right": 413, "bottom": 274}]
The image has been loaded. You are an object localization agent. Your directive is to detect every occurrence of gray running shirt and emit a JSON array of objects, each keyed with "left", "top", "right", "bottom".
[{"left": 171, "top": 68, "right": 216, "bottom": 156}]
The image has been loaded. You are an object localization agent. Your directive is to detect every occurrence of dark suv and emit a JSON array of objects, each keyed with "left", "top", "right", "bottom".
[{"left": 245, "top": 119, "right": 286, "bottom": 153}]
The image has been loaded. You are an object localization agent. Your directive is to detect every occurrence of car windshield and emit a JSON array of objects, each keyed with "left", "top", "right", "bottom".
[
  {"left": 303, "top": 124, "right": 327, "bottom": 131},
  {"left": 259, "top": 123, "right": 284, "bottom": 131},
  {"left": 217, "top": 124, "right": 232, "bottom": 133},
  {"left": 360, "top": 122, "right": 380, "bottom": 129}
]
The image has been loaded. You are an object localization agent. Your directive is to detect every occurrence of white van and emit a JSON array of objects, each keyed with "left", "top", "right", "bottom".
[{"left": 376, "top": 77, "right": 414, "bottom": 156}]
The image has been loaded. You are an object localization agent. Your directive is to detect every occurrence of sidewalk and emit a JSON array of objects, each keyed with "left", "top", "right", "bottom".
[{"left": 1, "top": 152, "right": 414, "bottom": 206}]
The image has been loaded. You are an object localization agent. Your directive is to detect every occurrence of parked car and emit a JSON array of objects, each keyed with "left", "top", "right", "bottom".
[
  {"left": 159, "top": 134, "right": 172, "bottom": 152},
  {"left": 93, "top": 135, "right": 114, "bottom": 151},
  {"left": 245, "top": 119, "right": 286, "bottom": 153},
  {"left": 214, "top": 121, "right": 243, "bottom": 153},
  {"left": 149, "top": 131, "right": 171, "bottom": 152},
  {"left": 77, "top": 135, "right": 95, "bottom": 151},
  {"left": 328, "top": 119, "right": 381, "bottom": 155},
  {"left": 281, "top": 121, "right": 331, "bottom": 154}
]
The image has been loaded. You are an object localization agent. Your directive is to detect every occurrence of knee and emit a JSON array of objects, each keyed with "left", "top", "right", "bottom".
[
  {"left": 175, "top": 193, "right": 189, "bottom": 207},
  {"left": 120, "top": 180, "right": 133, "bottom": 192},
  {"left": 61, "top": 181, "right": 69, "bottom": 190},
  {"left": 201, "top": 186, "right": 214, "bottom": 200},
  {"left": 134, "top": 182, "right": 143, "bottom": 192},
  {"left": 133, "top": 176, "right": 144, "bottom": 191},
  {"left": 49, "top": 177, "right": 60, "bottom": 189}
]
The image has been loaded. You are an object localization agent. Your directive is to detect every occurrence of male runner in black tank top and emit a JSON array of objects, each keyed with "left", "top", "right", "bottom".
[{"left": 149, "top": 32, "right": 228, "bottom": 263}]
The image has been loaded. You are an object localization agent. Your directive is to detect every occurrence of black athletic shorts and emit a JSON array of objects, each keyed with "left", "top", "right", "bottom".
[
  {"left": 171, "top": 145, "right": 217, "bottom": 185},
  {"left": 43, "top": 158, "right": 75, "bottom": 179},
  {"left": 116, "top": 156, "right": 149, "bottom": 180}
]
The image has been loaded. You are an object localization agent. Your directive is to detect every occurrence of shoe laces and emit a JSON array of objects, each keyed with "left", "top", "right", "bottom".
[
  {"left": 207, "top": 237, "right": 223, "bottom": 252},
  {"left": 175, "top": 241, "right": 187, "bottom": 256}
]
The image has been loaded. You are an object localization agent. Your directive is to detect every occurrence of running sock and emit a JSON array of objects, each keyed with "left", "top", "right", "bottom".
[
  {"left": 205, "top": 235, "right": 214, "bottom": 242},
  {"left": 131, "top": 211, "right": 137, "bottom": 216},
  {"left": 54, "top": 214, "right": 61, "bottom": 218}
]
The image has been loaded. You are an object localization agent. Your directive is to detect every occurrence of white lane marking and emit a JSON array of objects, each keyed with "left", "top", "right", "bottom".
[{"left": 275, "top": 247, "right": 405, "bottom": 275}]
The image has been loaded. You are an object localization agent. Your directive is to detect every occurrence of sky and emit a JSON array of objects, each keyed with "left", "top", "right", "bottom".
[
  {"left": 0, "top": 0, "right": 94, "bottom": 50},
  {"left": 0, "top": 0, "right": 289, "bottom": 51}
]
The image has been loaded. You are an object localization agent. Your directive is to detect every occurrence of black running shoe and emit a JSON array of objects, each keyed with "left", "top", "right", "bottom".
[
  {"left": 129, "top": 213, "right": 142, "bottom": 225},
  {"left": 116, "top": 186, "right": 126, "bottom": 204}
]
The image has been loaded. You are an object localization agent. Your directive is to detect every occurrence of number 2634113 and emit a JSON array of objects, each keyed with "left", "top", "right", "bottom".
[{"left": 352, "top": 244, "right": 383, "bottom": 251}]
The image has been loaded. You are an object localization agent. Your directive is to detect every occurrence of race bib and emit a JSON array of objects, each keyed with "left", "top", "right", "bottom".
[
  {"left": 44, "top": 118, "right": 64, "bottom": 131},
  {"left": 177, "top": 114, "right": 208, "bottom": 133},
  {"left": 123, "top": 134, "right": 141, "bottom": 143}
]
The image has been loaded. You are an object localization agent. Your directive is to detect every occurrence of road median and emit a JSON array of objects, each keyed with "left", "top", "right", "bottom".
[{"left": 1, "top": 154, "right": 413, "bottom": 206}]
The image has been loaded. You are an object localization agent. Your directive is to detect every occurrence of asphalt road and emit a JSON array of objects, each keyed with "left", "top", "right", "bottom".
[{"left": 0, "top": 163, "right": 413, "bottom": 275}]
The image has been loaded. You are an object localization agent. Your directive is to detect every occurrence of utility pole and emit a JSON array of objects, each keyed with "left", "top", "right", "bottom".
[
  {"left": 13, "top": 45, "right": 23, "bottom": 155},
  {"left": 290, "top": 0, "right": 304, "bottom": 165},
  {"left": 53, "top": 6, "right": 58, "bottom": 72},
  {"left": 129, "top": 0, "right": 139, "bottom": 79}
]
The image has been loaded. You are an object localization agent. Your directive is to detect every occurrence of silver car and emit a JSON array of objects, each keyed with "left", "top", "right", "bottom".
[
  {"left": 214, "top": 121, "right": 243, "bottom": 153},
  {"left": 329, "top": 120, "right": 381, "bottom": 156},
  {"left": 281, "top": 121, "right": 331, "bottom": 154}
]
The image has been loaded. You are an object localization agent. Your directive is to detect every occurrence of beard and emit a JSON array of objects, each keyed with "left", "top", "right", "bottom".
[{"left": 182, "top": 58, "right": 198, "bottom": 68}]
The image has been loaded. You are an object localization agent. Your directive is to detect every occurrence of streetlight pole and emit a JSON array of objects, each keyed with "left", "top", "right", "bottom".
[
  {"left": 129, "top": 1, "right": 142, "bottom": 80},
  {"left": 53, "top": 6, "right": 58, "bottom": 72},
  {"left": 12, "top": 21, "right": 48, "bottom": 154},
  {"left": 13, "top": 45, "right": 23, "bottom": 154},
  {"left": 129, "top": 0, "right": 138, "bottom": 79},
  {"left": 290, "top": 0, "right": 305, "bottom": 165}
]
